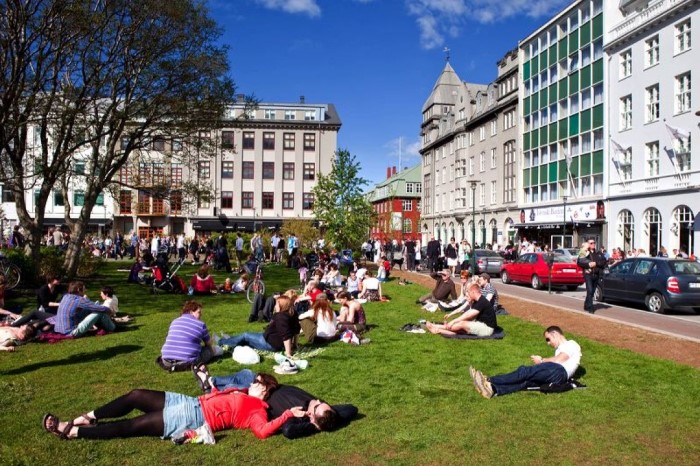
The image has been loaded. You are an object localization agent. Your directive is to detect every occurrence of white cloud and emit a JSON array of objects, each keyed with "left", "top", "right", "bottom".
[
  {"left": 406, "top": 0, "right": 570, "bottom": 49},
  {"left": 256, "top": 0, "right": 321, "bottom": 17},
  {"left": 385, "top": 137, "right": 422, "bottom": 165}
]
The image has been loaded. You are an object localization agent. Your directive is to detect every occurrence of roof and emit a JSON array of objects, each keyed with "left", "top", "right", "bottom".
[
  {"left": 422, "top": 62, "right": 463, "bottom": 112},
  {"left": 367, "top": 164, "right": 422, "bottom": 201}
]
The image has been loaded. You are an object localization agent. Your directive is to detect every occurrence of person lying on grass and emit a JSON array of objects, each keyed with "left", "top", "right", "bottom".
[
  {"left": 425, "top": 282, "right": 497, "bottom": 338},
  {"left": 0, "top": 324, "right": 37, "bottom": 351},
  {"left": 469, "top": 325, "right": 582, "bottom": 399},
  {"left": 42, "top": 373, "right": 306, "bottom": 441},
  {"left": 219, "top": 295, "right": 300, "bottom": 359},
  {"left": 193, "top": 367, "right": 356, "bottom": 439}
]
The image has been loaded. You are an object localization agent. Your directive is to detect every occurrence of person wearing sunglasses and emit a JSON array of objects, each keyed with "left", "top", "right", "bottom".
[{"left": 469, "top": 326, "right": 581, "bottom": 399}]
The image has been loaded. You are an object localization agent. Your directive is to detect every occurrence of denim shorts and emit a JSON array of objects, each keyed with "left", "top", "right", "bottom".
[{"left": 162, "top": 392, "right": 205, "bottom": 439}]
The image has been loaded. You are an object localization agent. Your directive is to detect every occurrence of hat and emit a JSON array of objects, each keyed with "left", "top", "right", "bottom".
[
  {"left": 439, "top": 269, "right": 451, "bottom": 276},
  {"left": 232, "top": 346, "right": 260, "bottom": 365}
]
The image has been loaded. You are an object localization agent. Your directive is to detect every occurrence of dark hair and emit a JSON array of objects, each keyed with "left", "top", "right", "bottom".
[
  {"left": 197, "top": 265, "right": 210, "bottom": 279},
  {"left": 256, "top": 373, "right": 279, "bottom": 400},
  {"left": 20, "top": 324, "right": 38, "bottom": 341},
  {"left": 181, "top": 300, "right": 202, "bottom": 315},
  {"left": 68, "top": 281, "right": 85, "bottom": 296},
  {"left": 46, "top": 274, "right": 58, "bottom": 283},
  {"left": 336, "top": 291, "right": 352, "bottom": 300},
  {"left": 101, "top": 286, "right": 114, "bottom": 297},
  {"left": 315, "top": 407, "right": 339, "bottom": 431},
  {"left": 545, "top": 325, "right": 563, "bottom": 336}
]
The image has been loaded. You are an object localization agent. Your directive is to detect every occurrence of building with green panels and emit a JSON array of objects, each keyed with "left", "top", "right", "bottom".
[{"left": 518, "top": 0, "right": 607, "bottom": 249}]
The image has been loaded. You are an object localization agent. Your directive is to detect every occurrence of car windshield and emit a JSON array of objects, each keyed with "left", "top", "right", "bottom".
[
  {"left": 552, "top": 255, "right": 573, "bottom": 263},
  {"left": 670, "top": 261, "right": 700, "bottom": 275}
]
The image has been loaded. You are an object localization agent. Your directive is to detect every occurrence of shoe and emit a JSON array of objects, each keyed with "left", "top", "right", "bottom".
[
  {"left": 360, "top": 338, "right": 371, "bottom": 344},
  {"left": 469, "top": 366, "right": 480, "bottom": 391},
  {"left": 192, "top": 364, "right": 212, "bottom": 393},
  {"left": 476, "top": 371, "right": 494, "bottom": 399},
  {"left": 273, "top": 359, "right": 299, "bottom": 375}
]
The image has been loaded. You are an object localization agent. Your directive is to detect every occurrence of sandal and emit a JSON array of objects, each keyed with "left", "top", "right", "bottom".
[
  {"left": 192, "top": 364, "right": 212, "bottom": 393},
  {"left": 74, "top": 413, "right": 97, "bottom": 426},
  {"left": 42, "top": 413, "right": 74, "bottom": 440}
]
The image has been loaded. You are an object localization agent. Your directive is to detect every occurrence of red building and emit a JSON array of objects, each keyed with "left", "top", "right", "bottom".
[{"left": 367, "top": 165, "right": 422, "bottom": 243}]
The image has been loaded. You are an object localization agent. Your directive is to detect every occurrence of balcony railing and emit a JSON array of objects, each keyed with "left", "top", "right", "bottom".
[{"left": 610, "top": 0, "right": 683, "bottom": 43}]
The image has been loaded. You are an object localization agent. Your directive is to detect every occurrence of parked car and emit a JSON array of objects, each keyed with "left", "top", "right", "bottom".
[
  {"left": 553, "top": 248, "right": 580, "bottom": 262},
  {"left": 594, "top": 258, "right": 700, "bottom": 314},
  {"left": 501, "top": 252, "right": 584, "bottom": 290},
  {"left": 473, "top": 249, "right": 504, "bottom": 276}
]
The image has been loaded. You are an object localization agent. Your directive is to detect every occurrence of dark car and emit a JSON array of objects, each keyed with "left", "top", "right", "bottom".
[
  {"left": 595, "top": 258, "right": 700, "bottom": 314},
  {"left": 473, "top": 249, "right": 504, "bottom": 276},
  {"left": 501, "top": 252, "right": 584, "bottom": 290}
]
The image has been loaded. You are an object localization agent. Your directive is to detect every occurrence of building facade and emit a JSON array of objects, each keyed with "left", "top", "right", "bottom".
[
  {"left": 367, "top": 165, "right": 422, "bottom": 243},
  {"left": 605, "top": 0, "right": 699, "bottom": 256},
  {"left": 518, "top": 0, "right": 607, "bottom": 250}
]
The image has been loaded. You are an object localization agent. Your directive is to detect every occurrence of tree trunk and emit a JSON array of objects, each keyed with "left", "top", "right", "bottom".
[{"left": 63, "top": 216, "right": 88, "bottom": 279}]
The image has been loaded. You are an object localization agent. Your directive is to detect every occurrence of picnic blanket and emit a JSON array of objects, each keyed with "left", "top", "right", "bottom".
[
  {"left": 36, "top": 329, "right": 111, "bottom": 344},
  {"left": 440, "top": 326, "right": 505, "bottom": 340}
]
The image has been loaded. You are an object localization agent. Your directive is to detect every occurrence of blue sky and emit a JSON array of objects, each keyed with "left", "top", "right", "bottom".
[{"left": 208, "top": 0, "right": 571, "bottom": 185}]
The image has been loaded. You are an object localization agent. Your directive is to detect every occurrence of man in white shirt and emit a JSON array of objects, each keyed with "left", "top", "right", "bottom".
[
  {"left": 270, "top": 233, "right": 280, "bottom": 262},
  {"left": 470, "top": 325, "right": 581, "bottom": 398}
]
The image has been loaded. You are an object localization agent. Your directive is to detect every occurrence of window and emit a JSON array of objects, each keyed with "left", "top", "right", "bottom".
[
  {"left": 303, "top": 163, "right": 315, "bottom": 180},
  {"left": 120, "top": 136, "right": 129, "bottom": 150},
  {"left": 283, "top": 162, "right": 295, "bottom": 180},
  {"left": 503, "top": 109, "right": 515, "bottom": 130},
  {"left": 675, "top": 19, "right": 691, "bottom": 54},
  {"left": 619, "top": 148, "right": 632, "bottom": 181},
  {"left": 304, "top": 133, "right": 315, "bottom": 151},
  {"left": 282, "top": 192, "right": 294, "bottom": 209},
  {"left": 304, "top": 110, "right": 316, "bottom": 121},
  {"left": 198, "top": 161, "right": 210, "bottom": 179},
  {"left": 403, "top": 219, "right": 412, "bottom": 234},
  {"left": 620, "top": 50, "right": 632, "bottom": 78},
  {"left": 303, "top": 192, "right": 314, "bottom": 210},
  {"left": 645, "top": 36, "right": 659, "bottom": 67},
  {"left": 675, "top": 72, "right": 691, "bottom": 114},
  {"left": 469, "top": 156, "right": 474, "bottom": 176},
  {"left": 479, "top": 126, "right": 485, "bottom": 141},
  {"left": 490, "top": 180, "right": 497, "bottom": 204},
  {"left": 284, "top": 110, "right": 295, "bottom": 120},
  {"left": 73, "top": 191, "right": 85, "bottom": 207},
  {"left": 242, "top": 132, "right": 254, "bottom": 149},
  {"left": 53, "top": 190, "right": 64, "bottom": 206},
  {"left": 221, "top": 161, "right": 234, "bottom": 179},
  {"left": 620, "top": 95, "right": 632, "bottom": 130},
  {"left": 490, "top": 148, "right": 497, "bottom": 169},
  {"left": 646, "top": 141, "right": 659, "bottom": 176},
  {"left": 264, "top": 109, "right": 276, "bottom": 119},
  {"left": 119, "top": 190, "right": 132, "bottom": 214},
  {"left": 221, "top": 191, "right": 233, "bottom": 209},
  {"left": 172, "top": 138, "right": 182, "bottom": 152},
  {"left": 593, "top": 83, "right": 603, "bottom": 105},
  {"left": 283, "top": 133, "right": 295, "bottom": 150},
  {"left": 490, "top": 120, "right": 497, "bottom": 136},
  {"left": 402, "top": 199, "right": 412, "bottom": 211},
  {"left": 645, "top": 85, "right": 660, "bottom": 123},
  {"left": 262, "top": 162, "right": 274, "bottom": 179},
  {"left": 221, "top": 131, "right": 234, "bottom": 148},
  {"left": 75, "top": 162, "right": 85, "bottom": 175},
  {"left": 441, "top": 167, "right": 446, "bottom": 184},
  {"left": 242, "top": 161, "right": 254, "bottom": 179},
  {"left": 479, "top": 183, "right": 485, "bottom": 206},
  {"left": 406, "top": 182, "right": 414, "bottom": 193},
  {"left": 479, "top": 152, "right": 485, "bottom": 172},
  {"left": 675, "top": 134, "right": 691, "bottom": 172},
  {"left": 241, "top": 192, "right": 253, "bottom": 209},
  {"left": 262, "top": 192, "right": 274, "bottom": 209},
  {"left": 581, "top": 45, "right": 591, "bottom": 67},
  {"left": 152, "top": 137, "right": 165, "bottom": 151},
  {"left": 197, "top": 194, "right": 209, "bottom": 209},
  {"left": 263, "top": 132, "right": 275, "bottom": 150},
  {"left": 171, "top": 164, "right": 182, "bottom": 188},
  {"left": 151, "top": 163, "right": 165, "bottom": 185}
]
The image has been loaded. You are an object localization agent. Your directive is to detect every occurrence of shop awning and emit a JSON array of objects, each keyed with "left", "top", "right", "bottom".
[
  {"left": 42, "top": 217, "right": 109, "bottom": 226},
  {"left": 192, "top": 217, "right": 281, "bottom": 232},
  {"left": 514, "top": 219, "right": 606, "bottom": 229}
]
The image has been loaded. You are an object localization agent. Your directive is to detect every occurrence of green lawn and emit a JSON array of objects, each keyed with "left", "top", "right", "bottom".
[{"left": 1, "top": 261, "right": 698, "bottom": 465}]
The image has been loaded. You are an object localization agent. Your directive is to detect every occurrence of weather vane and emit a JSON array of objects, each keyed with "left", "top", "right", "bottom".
[{"left": 443, "top": 46, "right": 450, "bottom": 63}]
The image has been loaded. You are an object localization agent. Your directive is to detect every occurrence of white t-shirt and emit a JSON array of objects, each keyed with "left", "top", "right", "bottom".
[
  {"left": 555, "top": 339, "right": 582, "bottom": 378},
  {"left": 103, "top": 296, "right": 119, "bottom": 316},
  {"left": 363, "top": 277, "right": 380, "bottom": 291}
]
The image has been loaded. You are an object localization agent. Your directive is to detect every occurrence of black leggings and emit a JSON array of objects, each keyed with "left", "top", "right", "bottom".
[
  {"left": 11, "top": 310, "right": 54, "bottom": 327},
  {"left": 77, "top": 389, "right": 165, "bottom": 439}
]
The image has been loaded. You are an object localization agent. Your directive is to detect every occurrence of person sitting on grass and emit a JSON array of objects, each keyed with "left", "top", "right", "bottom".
[
  {"left": 42, "top": 373, "right": 306, "bottom": 441},
  {"left": 1, "top": 324, "right": 38, "bottom": 352},
  {"left": 425, "top": 282, "right": 497, "bottom": 338},
  {"left": 298, "top": 298, "right": 338, "bottom": 344},
  {"left": 232, "top": 273, "right": 249, "bottom": 293},
  {"left": 189, "top": 265, "right": 217, "bottom": 295},
  {"left": 220, "top": 295, "right": 300, "bottom": 359},
  {"left": 336, "top": 291, "right": 367, "bottom": 333},
  {"left": 192, "top": 367, "right": 357, "bottom": 439},
  {"left": 358, "top": 271, "right": 383, "bottom": 302},
  {"left": 12, "top": 275, "right": 64, "bottom": 328},
  {"left": 53, "top": 281, "right": 115, "bottom": 337},
  {"left": 470, "top": 325, "right": 581, "bottom": 399},
  {"left": 158, "top": 300, "right": 220, "bottom": 371},
  {"left": 345, "top": 269, "right": 361, "bottom": 298},
  {"left": 477, "top": 273, "right": 499, "bottom": 313},
  {"left": 417, "top": 269, "right": 457, "bottom": 305}
]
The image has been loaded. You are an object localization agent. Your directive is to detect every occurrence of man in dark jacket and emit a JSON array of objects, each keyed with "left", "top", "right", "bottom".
[
  {"left": 417, "top": 269, "right": 457, "bottom": 304},
  {"left": 426, "top": 234, "right": 440, "bottom": 272},
  {"left": 576, "top": 238, "right": 607, "bottom": 313}
]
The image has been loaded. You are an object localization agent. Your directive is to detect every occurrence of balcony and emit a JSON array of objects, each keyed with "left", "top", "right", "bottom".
[{"left": 610, "top": 0, "right": 683, "bottom": 44}]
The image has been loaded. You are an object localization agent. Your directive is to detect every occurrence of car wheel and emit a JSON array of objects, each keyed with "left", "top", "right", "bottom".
[
  {"left": 645, "top": 292, "right": 667, "bottom": 314},
  {"left": 593, "top": 286, "right": 603, "bottom": 302},
  {"left": 501, "top": 270, "right": 510, "bottom": 284},
  {"left": 531, "top": 275, "right": 542, "bottom": 290},
  {"left": 566, "top": 285, "right": 579, "bottom": 291}
]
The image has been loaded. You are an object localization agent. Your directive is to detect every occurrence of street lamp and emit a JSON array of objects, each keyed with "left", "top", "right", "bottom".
[
  {"left": 470, "top": 181, "right": 477, "bottom": 274},
  {"left": 481, "top": 210, "right": 486, "bottom": 248},
  {"left": 562, "top": 195, "right": 568, "bottom": 248}
]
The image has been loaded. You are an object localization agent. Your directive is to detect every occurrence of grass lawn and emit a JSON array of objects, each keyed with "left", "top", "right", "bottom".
[{"left": 1, "top": 261, "right": 698, "bottom": 465}]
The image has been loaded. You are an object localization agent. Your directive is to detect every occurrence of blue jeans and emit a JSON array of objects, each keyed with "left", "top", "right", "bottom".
[
  {"left": 210, "top": 369, "right": 256, "bottom": 391},
  {"left": 489, "top": 362, "right": 568, "bottom": 396},
  {"left": 584, "top": 273, "right": 599, "bottom": 310},
  {"left": 71, "top": 312, "right": 116, "bottom": 337},
  {"left": 219, "top": 332, "right": 274, "bottom": 352}
]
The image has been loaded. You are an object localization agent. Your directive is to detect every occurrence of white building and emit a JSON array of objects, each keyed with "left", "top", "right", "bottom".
[{"left": 605, "top": 0, "right": 699, "bottom": 256}]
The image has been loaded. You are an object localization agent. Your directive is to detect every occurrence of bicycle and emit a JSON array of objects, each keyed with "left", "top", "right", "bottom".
[
  {"left": 245, "top": 262, "right": 266, "bottom": 304},
  {"left": 0, "top": 256, "right": 21, "bottom": 290}
]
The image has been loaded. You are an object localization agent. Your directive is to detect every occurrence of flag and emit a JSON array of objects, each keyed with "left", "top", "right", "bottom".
[
  {"left": 665, "top": 123, "right": 690, "bottom": 141},
  {"left": 564, "top": 151, "right": 572, "bottom": 170},
  {"left": 610, "top": 139, "right": 629, "bottom": 166}
]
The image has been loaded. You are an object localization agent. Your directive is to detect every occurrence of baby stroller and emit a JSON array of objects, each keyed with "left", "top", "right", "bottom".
[
  {"left": 305, "top": 252, "right": 319, "bottom": 271},
  {"left": 152, "top": 259, "right": 186, "bottom": 294}
]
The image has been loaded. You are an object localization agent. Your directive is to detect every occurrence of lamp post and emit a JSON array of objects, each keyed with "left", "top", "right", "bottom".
[
  {"left": 481, "top": 210, "right": 486, "bottom": 249},
  {"left": 470, "top": 181, "right": 477, "bottom": 274},
  {"left": 562, "top": 195, "right": 568, "bottom": 248}
]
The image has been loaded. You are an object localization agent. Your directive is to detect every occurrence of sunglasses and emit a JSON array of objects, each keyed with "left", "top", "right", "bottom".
[{"left": 545, "top": 338, "right": 551, "bottom": 343}]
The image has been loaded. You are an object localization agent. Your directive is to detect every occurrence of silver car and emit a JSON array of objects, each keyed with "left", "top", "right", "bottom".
[
  {"left": 553, "top": 248, "right": 580, "bottom": 262},
  {"left": 474, "top": 249, "right": 504, "bottom": 276}
]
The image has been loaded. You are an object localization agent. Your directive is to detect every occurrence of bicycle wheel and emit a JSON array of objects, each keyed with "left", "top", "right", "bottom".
[
  {"left": 1, "top": 263, "right": 21, "bottom": 290},
  {"left": 246, "top": 279, "right": 265, "bottom": 304}
]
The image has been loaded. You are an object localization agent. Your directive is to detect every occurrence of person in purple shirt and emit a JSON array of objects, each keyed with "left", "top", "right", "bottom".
[
  {"left": 54, "top": 281, "right": 115, "bottom": 337},
  {"left": 159, "top": 301, "right": 217, "bottom": 371}
]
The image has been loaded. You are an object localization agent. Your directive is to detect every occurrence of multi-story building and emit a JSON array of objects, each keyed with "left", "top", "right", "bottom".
[
  {"left": 420, "top": 50, "right": 520, "bottom": 249},
  {"left": 113, "top": 96, "right": 341, "bottom": 237},
  {"left": 518, "top": 0, "right": 606, "bottom": 249},
  {"left": 605, "top": 0, "right": 699, "bottom": 256},
  {"left": 367, "top": 165, "right": 422, "bottom": 243}
]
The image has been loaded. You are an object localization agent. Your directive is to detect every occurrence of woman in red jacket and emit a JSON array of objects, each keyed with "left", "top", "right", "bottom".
[
  {"left": 190, "top": 264, "right": 217, "bottom": 295},
  {"left": 42, "top": 373, "right": 304, "bottom": 440}
]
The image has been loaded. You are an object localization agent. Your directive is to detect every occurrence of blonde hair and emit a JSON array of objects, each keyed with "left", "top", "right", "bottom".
[
  {"left": 284, "top": 289, "right": 298, "bottom": 303},
  {"left": 275, "top": 295, "right": 294, "bottom": 315}
]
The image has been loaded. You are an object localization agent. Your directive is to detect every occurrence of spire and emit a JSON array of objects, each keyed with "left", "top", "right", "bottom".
[{"left": 443, "top": 46, "right": 450, "bottom": 63}]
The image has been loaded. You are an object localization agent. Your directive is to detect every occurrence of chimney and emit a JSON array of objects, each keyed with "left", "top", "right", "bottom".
[
  {"left": 299, "top": 95, "right": 305, "bottom": 104},
  {"left": 392, "top": 166, "right": 397, "bottom": 176},
  {"left": 386, "top": 167, "right": 392, "bottom": 179}
]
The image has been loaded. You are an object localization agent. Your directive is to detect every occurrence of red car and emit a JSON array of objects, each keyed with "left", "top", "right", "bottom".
[{"left": 500, "top": 252, "right": 584, "bottom": 290}]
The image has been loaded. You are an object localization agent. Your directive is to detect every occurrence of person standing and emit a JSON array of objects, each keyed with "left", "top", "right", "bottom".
[
  {"left": 404, "top": 238, "right": 416, "bottom": 272},
  {"left": 444, "top": 237, "right": 458, "bottom": 277},
  {"left": 235, "top": 232, "right": 244, "bottom": 271},
  {"left": 577, "top": 238, "right": 607, "bottom": 313},
  {"left": 426, "top": 235, "right": 440, "bottom": 273},
  {"left": 270, "top": 232, "right": 280, "bottom": 262}
]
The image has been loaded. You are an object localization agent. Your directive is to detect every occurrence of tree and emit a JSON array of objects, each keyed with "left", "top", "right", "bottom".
[
  {"left": 312, "top": 149, "right": 375, "bottom": 250},
  {"left": 0, "top": 0, "right": 240, "bottom": 276},
  {"left": 279, "top": 219, "right": 318, "bottom": 251}
]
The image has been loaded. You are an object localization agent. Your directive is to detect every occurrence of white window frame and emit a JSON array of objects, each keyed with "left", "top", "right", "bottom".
[
  {"left": 479, "top": 152, "right": 485, "bottom": 172},
  {"left": 402, "top": 199, "right": 412, "bottom": 211},
  {"left": 646, "top": 141, "right": 659, "bottom": 177},
  {"left": 264, "top": 109, "right": 276, "bottom": 119},
  {"left": 675, "top": 19, "right": 691, "bottom": 54},
  {"left": 675, "top": 72, "right": 691, "bottom": 114},
  {"left": 645, "top": 35, "right": 659, "bottom": 68},
  {"left": 620, "top": 49, "right": 632, "bottom": 79},
  {"left": 645, "top": 84, "right": 659, "bottom": 123},
  {"left": 620, "top": 95, "right": 632, "bottom": 130},
  {"left": 490, "top": 180, "right": 497, "bottom": 204},
  {"left": 490, "top": 148, "right": 497, "bottom": 169}
]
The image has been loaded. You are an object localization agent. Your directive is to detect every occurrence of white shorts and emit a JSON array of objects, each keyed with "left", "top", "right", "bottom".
[
  {"left": 467, "top": 321, "right": 495, "bottom": 337},
  {"left": 447, "top": 258, "right": 459, "bottom": 267}
]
